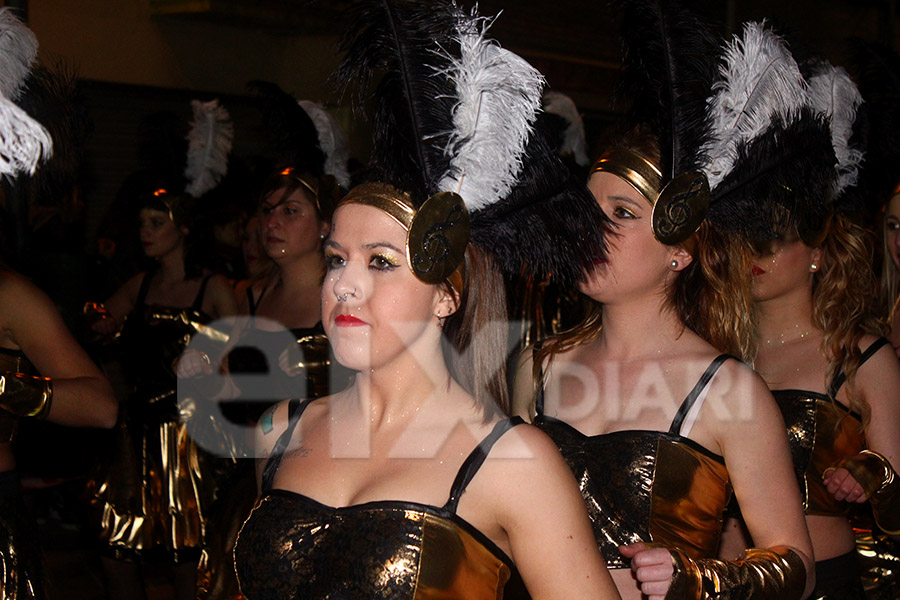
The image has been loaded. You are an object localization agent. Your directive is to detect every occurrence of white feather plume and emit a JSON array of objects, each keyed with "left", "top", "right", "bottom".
[
  {"left": 0, "top": 94, "right": 51, "bottom": 177},
  {"left": 437, "top": 12, "right": 545, "bottom": 211},
  {"left": 298, "top": 100, "right": 351, "bottom": 189},
  {"left": 0, "top": 8, "right": 37, "bottom": 101},
  {"left": 543, "top": 90, "right": 589, "bottom": 167},
  {"left": 184, "top": 99, "right": 233, "bottom": 198},
  {"left": 807, "top": 64, "right": 863, "bottom": 195},
  {"left": 701, "top": 21, "right": 808, "bottom": 190}
]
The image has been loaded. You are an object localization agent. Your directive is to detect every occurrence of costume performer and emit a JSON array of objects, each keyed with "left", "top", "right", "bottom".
[
  {"left": 514, "top": 3, "right": 829, "bottom": 598},
  {"left": 0, "top": 9, "right": 118, "bottom": 600},
  {"left": 717, "top": 48, "right": 900, "bottom": 600},
  {"left": 233, "top": 1, "right": 621, "bottom": 598},
  {"left": 87, "top": 101, "right": 239, "bottom": 600}
]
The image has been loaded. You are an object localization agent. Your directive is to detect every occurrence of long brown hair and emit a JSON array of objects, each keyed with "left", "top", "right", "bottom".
[
  {"left": 813, "top": 213, "right": 887, "bottom": 426},
  {"left": 442, "top": 244, "right": 510, "bottom": 419}
]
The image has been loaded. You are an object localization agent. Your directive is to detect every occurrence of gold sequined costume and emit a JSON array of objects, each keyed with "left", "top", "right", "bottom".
[
  {"left": 234, "top": 399, "right": 528, "bottom": 600},
  {"left": 90, "top": 273, "right": 231, "bottom": 564},
  {"left": 534, "top": 354, "right": 734, "bottom": 568}
]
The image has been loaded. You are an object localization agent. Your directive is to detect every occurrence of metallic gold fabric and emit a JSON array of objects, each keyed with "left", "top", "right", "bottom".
[
  {"left": 0, "top": 472, "right": 43, "bottom": 600},
  {"left": 853, "top": 522, "right": 900, "bottom": 600},
  {"left": 0, "top": 352, "right": 36, "bottom": 443},
  {"left": 535, "top": 416, "right": 730, "bottom": 568},
  {"left": 234, "top": 491, "right": 514, "bottom": 600},
  {"left": 0, "top": 374, "right": 52, "bottom": 419},
  {"left": 91, "top": 304, "right": 231, "bottom": 563},
  {"left": 668, "top": 546, "right": 806, "bottom": 600},
  {"left": 772, "top": 391, "right": 865, "bottom": 515}
]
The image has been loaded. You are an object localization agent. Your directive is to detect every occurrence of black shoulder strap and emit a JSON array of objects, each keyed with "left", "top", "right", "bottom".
[
  {"left": 534, "top": 345, "right": 546, "bottom": 417},
  {"left": 260, "top": 398, "right": 314, "bottom": 492},
  {"left": 246, "top": 286, "right": 258, "bottom": 316},
  {"left": 444, "top": 417, "right": 525, "bottom": 513},
  {"left": 669, "top": 354, "right": 734, "bottom": 435},
  {"left": 828, "top": 337, "right": 891, "bottom": 399},
  {"left": 134, "top": 271, "right": 154, "bottom": 308},
  {"left": 190, "top": 275, "right": 213, "bottom": 311}
]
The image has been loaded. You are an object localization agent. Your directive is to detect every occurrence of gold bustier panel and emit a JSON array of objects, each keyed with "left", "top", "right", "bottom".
[
  {"left": 535, "top": 416, "right": 731, "bottom": 568},
  {"left": 235, "top": 491, "right": 514, "bottom": 600},
  {"left": 773, "top": 390, "right": 865, "bottom": 515}
]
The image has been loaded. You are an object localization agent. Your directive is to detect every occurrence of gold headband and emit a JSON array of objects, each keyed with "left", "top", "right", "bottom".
[
  {"left": 592, "top": 148, "right": 711, "bottom": 245},
  {"left": 340, "top": 182, "right": 468, "bottom": 293}
]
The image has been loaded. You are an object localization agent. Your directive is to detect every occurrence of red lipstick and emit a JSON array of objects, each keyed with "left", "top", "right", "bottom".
[
  {"left": 335, "top": 314, "right": 367, "bottom": 327},
  {"left": 751, "top": 265, "right": 766, "bottom": 276}
]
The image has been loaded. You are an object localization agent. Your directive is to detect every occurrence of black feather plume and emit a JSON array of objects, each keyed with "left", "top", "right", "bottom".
[
  {"left": 707, "top": 109, "right": 835, "bottom": 243},
  {"left": 614, "top": 0, "right": 722, "bottom": 180},
  {"left": 246, "top": 79, "right": 325, "bottom": 175},
  {"left": 335, "top": 0, "right": 457, "bottom": 203}
]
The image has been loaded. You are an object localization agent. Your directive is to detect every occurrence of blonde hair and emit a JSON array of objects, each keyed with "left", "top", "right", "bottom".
[{"left": 814, "top": 213, "right": 888, "bottom": 426}]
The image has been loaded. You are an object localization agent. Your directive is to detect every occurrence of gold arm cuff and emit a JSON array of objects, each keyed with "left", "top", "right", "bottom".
[
  {"left": 836, "top": 450, "right": 900, "bottom": 534},
  {"left": 667, "top": 546, "right": 806, "bottom": 600},
  {"left": 0, "top": 372, "right": 53, "bottom": 419}
]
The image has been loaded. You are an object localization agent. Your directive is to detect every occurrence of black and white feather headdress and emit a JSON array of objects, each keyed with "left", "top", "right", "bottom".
[{"left": 336, "top": 0, "right": 607, "bottom": 287}]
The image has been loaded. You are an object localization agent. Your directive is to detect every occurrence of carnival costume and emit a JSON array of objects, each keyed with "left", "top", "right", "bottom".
[
  {"left": 232, "top": 0, "right": 607, "bottom": 598},
  {"left": 91, "top": 271, "right": 230, "bottom": 563},
  {"left": 535, "top": 354, "right": 733, "bottom": 567},
  {"left": 235, "top": 399, "right": 526, "bottom": 600}
]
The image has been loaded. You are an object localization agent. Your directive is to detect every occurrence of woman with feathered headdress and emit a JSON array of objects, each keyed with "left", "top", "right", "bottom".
[
  {"left": 85, "top": 99, "right": 239, "bottom": 600},
  {"left": 232, "top": 1, "right": 620, "bottom": 598},
  {"left": 714, "top": 36, "right": 900, "bottom": 600},
  {"left": 513, "top": 3, "right": 820, "bottom": 599}
]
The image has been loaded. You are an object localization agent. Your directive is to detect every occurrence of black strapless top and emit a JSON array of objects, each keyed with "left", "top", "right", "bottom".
[
  {"left": 535, "top": 354, "right": 734, "bottom": 568},
  {"left": 235, "top": 399, "right": 527, "bottom": 600},
  {"left": 772, "top": 337, "right": 888, "bottom": 516},
  {"left": 119, "top": 272, "right": 216, "bottom": 422}
]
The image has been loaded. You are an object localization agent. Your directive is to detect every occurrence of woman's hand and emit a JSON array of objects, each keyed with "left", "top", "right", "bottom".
[
  {"left": 174, "top": 349, "right": 214, "bottom": 379},
  {"left": 822, "top": 466, "right": 868, "bottom": 503},
  {"left": 620, "top": 542, "right": 673, "bottom": 600}
]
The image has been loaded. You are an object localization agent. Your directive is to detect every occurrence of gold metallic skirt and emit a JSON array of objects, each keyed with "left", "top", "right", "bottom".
[
  {"left": 90, "top": 409, "right": 225, "bottom": 564},
  {"left": 856, "top": 527, "right": 899, "bottom": 600},
  {"left": 0, "top": 470, "right": 43, "bottom": 599}
]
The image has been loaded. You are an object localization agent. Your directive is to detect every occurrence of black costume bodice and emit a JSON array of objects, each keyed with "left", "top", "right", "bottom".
[
  {"left": 119, "top": 272, "right": 214, "bottom": 422},
  {"left": 235, "top": 399, "right": 525, "bottom": 600},
  {"left": 772, "top": 338, "right": 887, "bottom": 516},
  {"left": 535, "top": 354, "right": 734, "bottom": 568}
]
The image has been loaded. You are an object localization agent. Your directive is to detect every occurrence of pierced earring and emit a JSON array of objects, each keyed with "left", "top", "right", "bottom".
[
  {"left": 670, "top": 260, "right": 679, "bottom": 269},
  {"left": 810, "top": 263, "right": 818, "bottom": 271},
  {"left": 319, "top": 234, "right": 325, "bottom": 240}
]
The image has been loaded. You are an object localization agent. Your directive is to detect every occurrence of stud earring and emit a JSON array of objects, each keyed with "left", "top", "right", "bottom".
[
  {"left": 810, "top": 263, "right": 818, "bottom": 271},
  {"left": 670, "top": 260, "right": 679, "bottom": 269}
]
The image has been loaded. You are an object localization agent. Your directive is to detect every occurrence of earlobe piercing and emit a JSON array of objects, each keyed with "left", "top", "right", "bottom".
[
  {"left": 810, "top": 263, "right": 818, "bottom": 271},
  {"left": 670, "top": 260, "right": 679, "bottom": 269}
]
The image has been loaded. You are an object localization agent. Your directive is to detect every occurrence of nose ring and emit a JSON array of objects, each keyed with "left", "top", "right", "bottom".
[{"left": 336, "top": 288, "right": 356, "bottom": 302}]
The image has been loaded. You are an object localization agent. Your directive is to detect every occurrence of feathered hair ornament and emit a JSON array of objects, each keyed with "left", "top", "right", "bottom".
[
  {"left": 298, "top": 100, "right": 351, "bottom": 190},
  {"left": 0, "top": 8, "right": 51, "bottom": 178},
  {"left": 804, "top": 61, "right": 864, "bottom": 204},
  {"left": 184, "top": 98, "right": 233, "bottom": 198},
  {"left": 336, "top": 0, "right": 607, "bottom": 287},
  {"left": 600, "top": 0, "right": 722, "bottom": 244},
  {"left": 702, "top": 21, "right": 836, "bottom": 245},
  {"left": 542, "top": 91, "right": 590, "bottom": 168}
]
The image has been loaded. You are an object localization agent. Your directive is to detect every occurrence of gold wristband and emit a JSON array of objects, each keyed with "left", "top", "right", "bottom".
[
  {"left": 667, "top": 546, "right": 806, "bottom": 600},
  {"left": 836, "top": 450, "right": 899, "bottom": 534},
  {"left": 0, "top": 372, "right": 53, "bottom": 419}
]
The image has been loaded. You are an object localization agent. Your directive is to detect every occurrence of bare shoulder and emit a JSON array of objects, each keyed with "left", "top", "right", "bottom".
[
  {"left": 255, "top": 397, "right": 328, "bottom": 457},
  {"left": 480, "top": 422, "right": 572, "bottom": 492}
]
